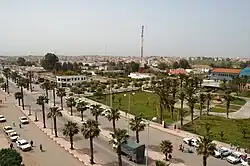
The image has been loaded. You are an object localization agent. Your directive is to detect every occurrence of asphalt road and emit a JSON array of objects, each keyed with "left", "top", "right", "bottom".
[
  {"left": 0, "top": 92, "right": 84, "bottom": 166},
  {"left": 7, "top": 81, "right": 141, "bottom": 166}
]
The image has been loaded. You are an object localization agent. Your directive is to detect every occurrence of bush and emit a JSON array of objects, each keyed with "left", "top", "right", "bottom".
[{"left": 0, "top": 148, "right": 22, "bottom": 166}]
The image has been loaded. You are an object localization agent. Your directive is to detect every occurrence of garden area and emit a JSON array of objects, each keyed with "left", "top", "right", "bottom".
[
  {"left": 183, "top": 115, "right": 250, "bottom": 148},
  {"left": 88, "top": 91, "right": 189, "bottom": 124}
]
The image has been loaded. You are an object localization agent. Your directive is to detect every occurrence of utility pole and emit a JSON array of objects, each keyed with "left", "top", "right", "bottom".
[{"left": 140, "top": 25, "right": 144, "bottom": 63}]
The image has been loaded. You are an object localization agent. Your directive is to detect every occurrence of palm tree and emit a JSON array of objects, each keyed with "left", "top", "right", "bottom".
[
  {"left": 105, "top": 108, "right": 120, "bottom": 132},
  {"left": 178, "top": 90, "right": 185, "bottom": 126},
  {"left": 17, "top": 77, "right": 26, "bottom": 110},
  {"left": 90, "top": 104, "right": 104, "bottom": 122},
  {"left": 3, "top": 68, "right": 11, "bottom": 94},
  {"left": 40, "top": 80, "right": 51, "bottom": 97},
  {"left": 63, "top": 121, "right": 79, "bottom": 149},
  {"left": 14, "top": 92, "right": 23, "bottom": 106},
  {"left": 223, "top": 92, "right": 234, "bottom": 119},
  {"left": 109, "top": 128, "right": 129, "bottom": 166},
  {"left": 50, "top": 81, "right": 57, "bottom": 106},
  {"left": 129, "top": 114, "right": 146, "bottom": 143},
  {"left": 36, "top": 95, "right": 49, "bottom": 128},
  {"left": 178, "top": 74, "right": 187, "bottom": 88},
  {"left": 206, "top": 93, "right": 212, "bottom": 116},
  {"left": 170, "top": 78, "right": 178, "bottom": 100},
  {"left": 66, "top": 97, "right": 76, "bottom": 116},
  {"left": 199, "top": 93, "right": 206, "bottom": 118},
  {"left": 81, "top": 119, "right": 100, "bottom": 164},
  {"left": 27, "top": 71, "right": 33, "bottom": 92},
  {"left": 76, "top": 101, "right": 88, "bottom": 121},
  {"left": 57, "top": 87, "right": 66, "bottom": 110},
  {"left": 185, "top": 86, "right": 197, "bottom": 124},
  {"left": 47, "top": 106, "right": 62, "bottom": 137},
  {"left": 197, "top": 124, "right": 216, "bottom": 166},
  {"left": 169, "top": 97, "right": 177, "bottom": 120},
  {"left": 10, "top": 71, "right": 18, "bottom": 83},
  {"left": 160, "top": 140, "right": 173, "bottom": 161}
]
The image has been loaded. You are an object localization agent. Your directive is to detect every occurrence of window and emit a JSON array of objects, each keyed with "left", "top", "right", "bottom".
[
  {"left": 67, "top": 79, "right": 70, "bottom": 81},
  {"left": 58, "top": 78, "right": 61, "bottom": 81}
]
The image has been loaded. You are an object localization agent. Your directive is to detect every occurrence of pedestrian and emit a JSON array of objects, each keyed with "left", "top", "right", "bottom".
[
  {"left": 10, "top": 143, "right": 13, "bottom": 149},
  {"left": 39, "top": 144, "right": 43, "bottom": 152},
  {"left": 30, "top": 140, "right": 33, "bottom": 147},
  {"left": 179, "top": 144, "right": 183, "bottom": 150},
  {"left": 19, "top": 123, "right": 21, "bottom": 128},
  {"left": 12, "top": 121, "right": 16, "bottom": 127}
]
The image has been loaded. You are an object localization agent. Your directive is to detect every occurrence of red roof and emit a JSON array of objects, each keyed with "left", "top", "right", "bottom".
[
  {"left": 212, "top": 68, "right": 240, "bottom": 74},
  {"left": 169, "top": 69, "right": 186, "bottom": 75}
]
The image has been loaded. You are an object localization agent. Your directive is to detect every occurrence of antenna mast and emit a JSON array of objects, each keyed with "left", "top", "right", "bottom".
[{"left": 140, "top": 25, "right": 144, "bottom": 63}]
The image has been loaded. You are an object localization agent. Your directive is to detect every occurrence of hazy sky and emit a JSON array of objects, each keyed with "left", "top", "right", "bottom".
[{"left": 1, "top": 0, "right": 250, "bottom": 57}]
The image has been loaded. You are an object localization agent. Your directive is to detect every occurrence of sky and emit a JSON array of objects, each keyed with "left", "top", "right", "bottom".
[{"left": 0, "top": 0, "right": 250, "bottom": 57}]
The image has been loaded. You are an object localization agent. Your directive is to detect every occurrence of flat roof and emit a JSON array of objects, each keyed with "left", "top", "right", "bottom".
[{"left": 212, "top": 68, "right": 240, "bottom": 74}]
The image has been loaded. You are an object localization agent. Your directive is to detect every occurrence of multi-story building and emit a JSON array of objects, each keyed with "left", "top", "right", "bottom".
[
  {"left": 56, "top": 75, "right": 88, "bottom": 87},
  {"left": 210, "top": 68, "right": 241, "bottom": 81}
]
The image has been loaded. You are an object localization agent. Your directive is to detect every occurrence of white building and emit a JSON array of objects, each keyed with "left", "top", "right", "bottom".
[
  {"left": 56, "top": 75, "right": 88, "bottom": 87},
  {"left": 128, "top": 73, "right": 151, "bottom": 79}
]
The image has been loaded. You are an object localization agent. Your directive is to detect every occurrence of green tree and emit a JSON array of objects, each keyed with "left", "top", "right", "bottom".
[
  {"left": 206, "top": 93, "right": 212, "bottom": 116},
  {"left": 40, "top": 80, "right": 51, "bottom": 97},
  {"left": 155, "top": 160, "right": 170, "bottom": 166},
  {"left": 185, "top": 86, "right": 197, "bottom": 123},
  {"left": 41, "top": 53, "right": 59, "bottom": 71},
  {"left": 36, "top": 95, "right": 49, "bottom": 128},
  {"left": 76, "top": 101, "right": 88, "bottom": 121},
  {"left": 3, "top": 68, "right": 11, "bottom": 94},
  {"left": 10, "top": 71, "right": 18, "bottom": 83},
  {"left": 197, "top": 124, "right": 216, "bottom": 166},
  {"left": 178, "top": 90, "right": 185, "bottom": 126},
  {"left": 81, "top": 119, "right": 100, "bottom": 164},
  {"left": 27, "top": 71, "right": 33, "bottom": 92},
  {"left": 0, "top": 149, "right": 22, "bottom": 166},
  {"left": 105, "top": 108, "right": 120, "bottom": 132},
  {"left": 14, "top": 92, "right": 22, "bottom": 106},
  {"left": 50, "top": 81, "right": 57, "bottom": 106},
  {"left": 199, "top": 93, "right": 206, "bottom": 118},
  {"left": 66, "top": 97, "right": 76, "bottom": 116},
  {"left": 109, "top": 128, "right": 129, "bottom": 166},
  {"left": 63, "top": 121, "right": 79, "bottom": 149},
  {"left": 17, "top": 77, "right": 26, "bottom": 110},
  {"left": 129, "top": 114, "right": 146, "bottom": 143},
  {"left": 90, "top": 104, "right": 104, "bottom": 122},
  {"left": 223, "top": 92, "right": 234, "bottom": 119},
  {"left": 57, "top": 87, "right": 66, "bottom": 110},
  {"left": 160, "top": 140, "right": 173, "bottom": 161},
  {"left": 16, "top": 57, "right": 26, "bottom": 66},
  {"left": 47, "top": 106, "right": 62, "bottom": 137}
]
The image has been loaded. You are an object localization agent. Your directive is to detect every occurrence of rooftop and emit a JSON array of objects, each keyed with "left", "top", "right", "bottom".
[{"left": 212, "top": 68, "right": 240, "bottom": 74}]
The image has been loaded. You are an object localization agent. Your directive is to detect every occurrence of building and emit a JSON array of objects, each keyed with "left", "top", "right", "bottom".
[
  {"left": 168, "top": 69, "right": 186, "bottom": 75},
  {"left": 56, "top": 75, "right": 88, "bottom": 87},
  {"left": 240, "top": 67, "right": 250, "bottom": 77},
  {"left": 128, "top": 73, "right": 151, "bottom": 79},
  {"left": 210, "top": 68, "right": 241, "bottom": 81}
]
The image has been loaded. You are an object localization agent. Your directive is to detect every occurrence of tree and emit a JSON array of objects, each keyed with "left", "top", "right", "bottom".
[
  {"left": 76, "top": 101, "right": 88, "bottom": 121},
  {"left": 0, "top": 149, "right": 22, "bottom": 166},
  {"left": 62, "top": 62, "right": 68, "bottom": 71},
  {"left": 27, "top": 71, "right": 33, "bottom": 92},
  {"left": 179, "top": 59, "right": 191, "bottom": 69},
  {"left": 223, "top": 92, "right": 234, "bottom": 119},
  {"left": 199, "top": 93, "right": 206, "bottom": 118},
  {"left": 109, "top": 128, "right": 129, "bottom": 166},
  {"left": 63, "top": 121, "right": 79, "bottom": 149},
  {"left": 206, "top": 93, "right": 212, "bottom": 116},
  {"left": 40, "top": 80, "right": 51, "bottom": 97},
  {"left": 3, "top": 68, "right": 11, "bottom": 94},
  {"left": 218, "top": 131, "right": 225, "bottom": 140},
  {"left": 172, "top": 61, "right": 180, "bottom": 69},
  {"left": 197, "top": 124, "right": 216, "bottom": 166},
  {"left": 158, "top": 62, "right": 169, "bottom": 70},
  {"left": 17, "top": 77, "right": 26, "bottom": 110},
  {"left": 129, "top": 114, "right": 146, "bottom": 143},
  {"left": 90, "top": 104, "right": 104, "bottom": 122},
  {"left": 155, "top": 160, "right": 170, "bottom": 166},
  {"left": 160, "top": 140, "right": 173, "bottom": 161},
  {"left": 47, "top": 106, "right": 62, "bottom": 137},
  {"left": 10, "top": 71, "right": 18, "bottom": 83},
  {"left": 105, "top": 108, "right": 120, "bottom": 132},
  {"left": 16, "top": 57, "right": 26, "bottom": 66},
  {"left": 36, "top": 95, "right": 49, "bottom": 128},
  {"left": 66, "top": 97, "right": 76, "bottom": 116},
  {"left": 185, "top": 86, "right": 197, "bottom": 123},
  {"left": 81, "top": 119, "right": 100, "bottom": 164},
  {"left": 56, "top": 87, "right": 66, "bottom": 110},
  {"left": 14, "top": 92, "right": 22, "bottom": 106},
  {"left": 41, "top": 53, "right": 59, "bottom": 71},
  {"left": 178, "top": 90, "right": 186, "bottom": 126},
  {"left": 50, "top": 81, "right": 57, "bottom": 106}
]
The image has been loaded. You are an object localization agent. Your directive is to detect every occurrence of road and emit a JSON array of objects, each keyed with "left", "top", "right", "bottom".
[
  {"left": 7, "top": 81, "right": 140, "bottom": 166},
  {"left": 0, "top": 92, "right": 84, "bottom": 166}
]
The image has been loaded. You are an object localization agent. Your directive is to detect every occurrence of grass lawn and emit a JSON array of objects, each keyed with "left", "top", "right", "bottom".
[
  {"left": 88, "top": 91, "right": 189, "bottom": 124},
  {"left": 231, "top": 97, "right": 247, "bottom": 105},
  {"left": 215, "top": 104, "right": 242, "bottom": 110},
  {"left": 183, "top": 115, "right": 250, "bottom": 148},
  {"left": 238, "top": 91, "right": 250, "bottom": 98}
]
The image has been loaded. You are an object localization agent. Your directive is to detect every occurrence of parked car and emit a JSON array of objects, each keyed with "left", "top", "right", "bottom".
[
  {"left": 0, "top": 115, "right": 6, "bottom": 122},
  {"left": 227, "top": 151, "right": 243, "bottom": 164},
  {"left": 9, "top": 132, "right": 19, "bottom": 142},
  {"left": 241, "top": 157, "right": 249, "bottom": 166},
  {"left": 214, "top": 147, "right": 232, "bottom": 158},
  {"left": 16, "top": 139, "right": 32, "bottom": 151},
  {"left": 3, "top": 126, "right": 15, "bottom": 135},
  {"left": 19, "top": 116, "right": 29, "bottom": 124},
  {"left": 183, "top": 138, "right": 199, "bottom": 147}
]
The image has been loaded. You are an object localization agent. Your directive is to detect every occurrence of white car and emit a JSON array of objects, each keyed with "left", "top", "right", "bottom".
[
  {"left": 241, "top": 157, "right": 249, "bottom": 166},
  {"left": 3, "top": 126, "right": 15, "bottom": 135},
  {"left": 16, "top": 139, "right": 32, "bottom": 151},
  {"left": 0, "top": 115, "right": 6, "bottom": 122},
  {"left": 183, "top": 138, "right": 199, "bottom": 147},
  {"left": 227, "top": 151, "right": 243, "bottom": 164},
  {"left": 214, "top": 147, "right": 232, "bottom": 158},
  {"left": 19, "top": 116, "right": 29, "bottom": 124},
  {"left": 9, "top": 132, "right": 19, "bottom": 142}
]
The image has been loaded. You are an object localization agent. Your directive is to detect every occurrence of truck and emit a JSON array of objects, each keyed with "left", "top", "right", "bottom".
[{"left": 121, "top": 139, "right": 145, "bottom": 163}]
